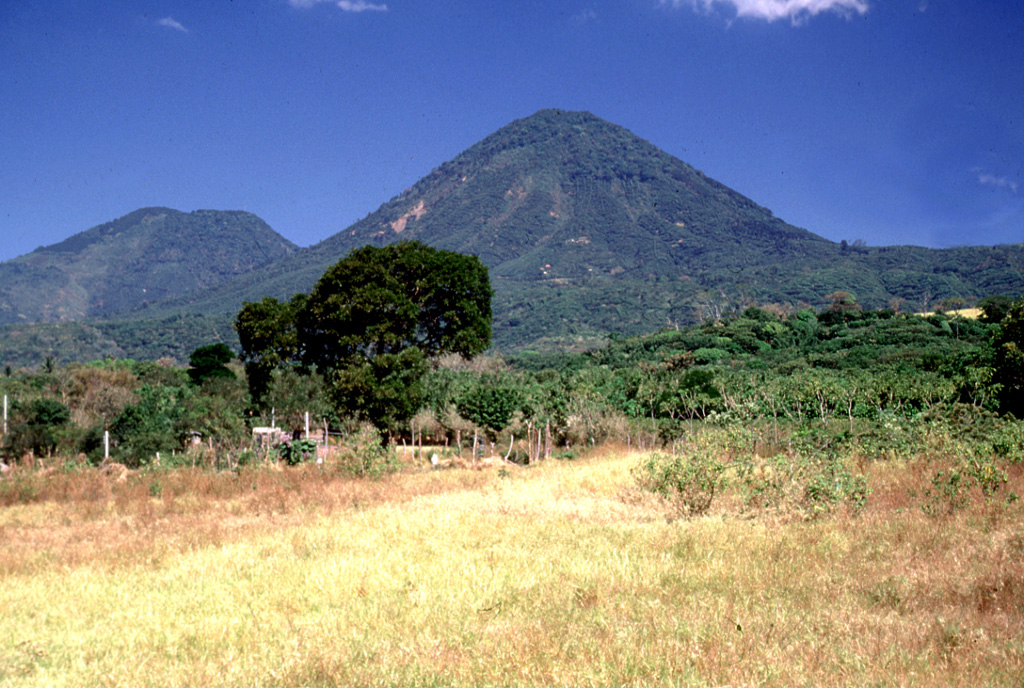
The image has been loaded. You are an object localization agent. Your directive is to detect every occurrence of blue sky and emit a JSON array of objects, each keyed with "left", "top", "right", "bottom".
[{"left": 1, "top": 0, "right": 1021, "bottom": 263}]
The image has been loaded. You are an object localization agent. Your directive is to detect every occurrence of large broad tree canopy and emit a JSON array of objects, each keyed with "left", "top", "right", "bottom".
[
  {"left": 236, "top": 241, "right": 492, "bottom": 434},
  {"left": 297, "top": 241, "right": 492, "bottom": 372}
]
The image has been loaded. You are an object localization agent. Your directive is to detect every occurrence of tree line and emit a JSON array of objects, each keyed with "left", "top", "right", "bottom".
[{"left": 2, "top": 242, "right": 1023, "bottom": 469}]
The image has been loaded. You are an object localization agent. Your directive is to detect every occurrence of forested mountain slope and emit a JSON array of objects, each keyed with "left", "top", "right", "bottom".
[
  {"left": 2, "top": 110, "right": 1022, "bottom": 365},
  {"left": 178, "top": 109, "right": 1023, "bottom": 351},
  {"left": 0, "top": 208, "right": 298, "bottom": 325}
]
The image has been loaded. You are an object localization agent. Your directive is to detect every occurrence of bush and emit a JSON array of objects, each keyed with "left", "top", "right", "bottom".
[
  {"left": 922, "top": 452, "right": 1008, "bottom": 516},
  {"left": 735, "top": 453, "right": 795, "bottom": 510},
  {"left": 991, "top": 421, "right": 1024, "bottom": 463},
  {"left": 334, "top": 425, "right": 399, "bottom": 479},
  {"left": 734, "top": 450, "right": 868, "bottom": 516},
  {"left": 632, "top": 451, "right": 727, "bottom": 518},
  {"left": 801, "top": 454, "right": 869, "bottom": 516},
  {"left": 276, "top": 439, "right": 318, "bottom": 466}
]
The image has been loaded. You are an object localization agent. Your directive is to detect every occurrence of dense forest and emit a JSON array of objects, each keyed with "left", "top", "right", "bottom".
[{"left": 3, "top": 292, "right": 1022, "bottom": 484}]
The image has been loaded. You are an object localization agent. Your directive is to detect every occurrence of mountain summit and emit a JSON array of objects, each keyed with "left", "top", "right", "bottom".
[
  {"left": 0, "top": 208, "right": 297, "bottom": 325},
  {"left": 314, "top": 108, "right": 831, "bottom": 275},
  {"left": 304, "top": 109, "right": 847, "bottom": 347}
]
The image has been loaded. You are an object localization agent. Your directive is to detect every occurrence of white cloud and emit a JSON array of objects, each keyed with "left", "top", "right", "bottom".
[
  {"left": 158, "top": 16, "right": 188, "bottom": 33},
  {"left": 662, "top": 0, "right": 868, "bottom": 24},
  {"left": 977, "top": 171, "right": 1019, "bottom": 194},
  {"left": 337, "top": 1, "right": 388, "bottom": 11},
  {"left": 289, "top": 0, "right": 387, "bottom": 11}
]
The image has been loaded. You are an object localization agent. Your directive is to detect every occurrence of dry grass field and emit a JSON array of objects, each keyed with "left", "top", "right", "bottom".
[{"left": 1, "top": 448, "right": 1022, "bottom": 687}]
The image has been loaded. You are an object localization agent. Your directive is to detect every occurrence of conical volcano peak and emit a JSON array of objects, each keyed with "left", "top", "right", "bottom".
[{"left": 311, "top": 107, "right": 814, "bottom": 273}]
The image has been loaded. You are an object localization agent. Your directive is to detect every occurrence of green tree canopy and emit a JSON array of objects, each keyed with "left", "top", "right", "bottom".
[
  {"left": 3, "top": 398, "right": 71, "bottom": 459},
  {"left": 297, "top": 242, "right": 491, "bottom": 371},
  {"left": 456, "top": 374, "right": 521, "bottom": 441},
  {"left": 235, "top": 294, "right": 307, "bottom": 404},
  {"left": 187, "top": 343, "right": 236, "bottom": 386},
  {"left": 993, "top": 294, "right": 1024, "bottom": 417},
  {"left": 238, "top": 242, "right": 492, "bottom": 436},
  {"left": 978, "top": 295, "right": 1015, "bottom": 324}
]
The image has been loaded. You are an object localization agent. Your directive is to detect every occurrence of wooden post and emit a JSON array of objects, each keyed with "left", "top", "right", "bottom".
[{"left": 527, "top": 421, "right": 534, "bottom": 462}]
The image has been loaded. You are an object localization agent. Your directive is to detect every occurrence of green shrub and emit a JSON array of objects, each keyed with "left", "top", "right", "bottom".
[
  {"left": 991, "top": 421, "right": 1024, "bottom": 463},
  {"left": 335, "top": 426, "right": 399, "bottom": 479},
  {"left": 923, "top": 467, "right": 969, "bottom": 516},
  {"left": 965, "top": 454, "right": 1009, "bottom": 496},
  {"left": 276, "top": 439, "right": 318, "bottom": 466},
  {"left": 735, "top": 453, "right": 795, "bottom": 510},
  {"left": 922, "top": 453, "right": 1007, "bottom": 516},
  {"left": 802, "top": 454, "right": 868, "bottom": 516},
  {"left": 632, "top": 451, "right": 727, "bottom": 518},
  {"left": 735, "top": 450, "right": 867, "bottom": 516}
]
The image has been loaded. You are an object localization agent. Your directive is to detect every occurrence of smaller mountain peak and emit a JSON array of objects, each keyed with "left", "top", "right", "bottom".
[
  {"left": 525, "top": 107, "right": 598, "bottom": 120},
  {"left": 508, "top": 108, "right": 609, "bottom": 131}
]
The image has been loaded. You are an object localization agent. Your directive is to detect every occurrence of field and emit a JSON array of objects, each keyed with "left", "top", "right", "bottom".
[{"left": 2, "top": 447, "right": 1022, "bottom": 687}]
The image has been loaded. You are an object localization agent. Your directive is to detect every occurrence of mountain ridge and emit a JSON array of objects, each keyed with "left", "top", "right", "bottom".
[
  {"left": 1, "top": 109, "right": 1023, "bottom": 365},
  {"left": 0, "top": 208, "right": 298, "bottom": 325}
]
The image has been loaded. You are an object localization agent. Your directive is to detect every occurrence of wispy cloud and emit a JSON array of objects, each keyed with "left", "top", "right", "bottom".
[
  {"left": 289, "top": 0, "right": 387, "bottom": 12},
  {"left": 573, "top": 9, "right": 599, "bottom": 24},
  {"left": 338, "top": 0, "right": 388, "bottom": 11},
  {"left": 662, "top": 0, "right": 868, "bottom": 24},
  {"left": 158, "top": 16, "right": 188, "bottom": 33},
  {"left": 977, "top": 170, "right": 1019, "bottom": 194}
]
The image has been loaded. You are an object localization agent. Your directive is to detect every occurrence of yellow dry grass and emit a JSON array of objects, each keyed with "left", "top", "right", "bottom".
[{"left": 1, "top": 452, "right": 1022, "bottom": 687}]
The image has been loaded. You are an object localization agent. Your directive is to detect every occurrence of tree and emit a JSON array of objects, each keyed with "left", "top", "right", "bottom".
[
  {"left": 821, "top": 291, "right": 862, "bottom": 323},
  {"left": 3, "top": 398, "right": 71, "bottom": 460},
  {"left": 289, "top": 242, "right": 491, "bottom": 435},
  {"left": 456, "top": 375, "right": 521, "bottom": 442},
  {"left": 261, "top": 367, "right": 335, "bottom": 437},
  {"left": 298, "top": 242, "right": 491, "bottom": 369},
  {"left": 109, "top": 384, "right": 192, "bottom": 467},
  {"left": 992, "top": 295, "right": 1024, "bottom": 417},
  {"left": 978, "top": 295, "right": 1014, "bottom": 324},
  {"left": 187, "top": 343, "right": 236, "bottom": 386},
  {"left": 235, "top": 294, "right": 307, "bottom": 405}
]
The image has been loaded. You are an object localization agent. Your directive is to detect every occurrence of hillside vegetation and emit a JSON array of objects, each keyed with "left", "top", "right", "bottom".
[
  {"left": 145, "top": 109, "right": 1024, "bottom": 353},
  {"left": 2, "top": 110, "right": 1022, "bottom": 365},
  {"left": 0, "top": 208, "right": 297, "bottom": 326}
]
